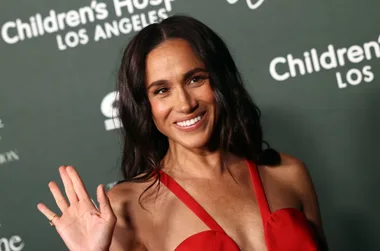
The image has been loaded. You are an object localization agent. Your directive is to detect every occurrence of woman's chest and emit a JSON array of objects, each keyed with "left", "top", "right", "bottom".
[
  {"left": 141, "top": 183, "right": 266, "bottom": 250},
  {"left": 139, "top": 173, "right": 301, "bottom": 251}
]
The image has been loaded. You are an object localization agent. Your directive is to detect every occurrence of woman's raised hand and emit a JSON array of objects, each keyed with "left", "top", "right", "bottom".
[{"left": 37, "top": 166, "right": 116, "bottom": 251}]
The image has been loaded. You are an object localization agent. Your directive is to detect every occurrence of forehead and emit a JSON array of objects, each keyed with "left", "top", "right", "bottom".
[{"left": 145, "top": 39, "right": 204, "bottom": 84}]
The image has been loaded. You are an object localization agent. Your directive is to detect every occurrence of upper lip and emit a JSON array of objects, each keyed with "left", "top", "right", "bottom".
[{"left": 174, "top": 112, "right": 205, "bottom": 123}]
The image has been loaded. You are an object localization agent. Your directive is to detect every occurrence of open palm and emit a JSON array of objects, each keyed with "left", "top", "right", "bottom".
[{"left": 37, "top": 166, "right": 116, "bottom": 251}]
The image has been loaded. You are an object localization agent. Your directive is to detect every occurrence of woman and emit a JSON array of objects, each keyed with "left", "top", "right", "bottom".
[{"left": 37, "top": 15, "right": 328, "bottom": 251}]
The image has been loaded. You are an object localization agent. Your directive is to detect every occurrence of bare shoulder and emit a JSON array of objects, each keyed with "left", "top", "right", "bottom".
[
  {"left": 107, "top": 181, "right": 139, "bottom": 208},
  {"left": 263, "top": 152, "right": 311, "bottom": 186},
  {"left": 277, "top": 152, "right": 307, "bottom": 171},
  {"left": 268, "top": 152, "right": 316, "bottom": 202},
  {"left": 106, "top": 179, "right": 154, "bottom": 251},
  {"left": 107, "top": 176, "right": 158, "bottom": 210},
  {"left": 271, "top": 152, "right": 329, "bottom": 249}
]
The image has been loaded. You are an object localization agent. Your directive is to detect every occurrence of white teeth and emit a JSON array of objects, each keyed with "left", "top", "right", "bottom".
[{"left": 177, "top": 115, "right": 202, "bottom": 127}]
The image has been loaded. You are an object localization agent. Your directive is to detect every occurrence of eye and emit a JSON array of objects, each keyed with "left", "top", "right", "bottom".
[
  {"left": 154, "top": 87, "right": 169, "bottom": 95},
  {"left": 190, "top": 75, "right": 206, "bottom": 85}
]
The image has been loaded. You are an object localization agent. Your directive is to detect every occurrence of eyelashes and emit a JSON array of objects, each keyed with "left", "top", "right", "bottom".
[
  {"left": 189, "top": 75, "right": 207, "bottom": 84},
  {"left": 152, "top": 75, "right": 209, "bottom": 96},
  {"left": 153, "top": 87, "right": 169, "bottom": 95}
]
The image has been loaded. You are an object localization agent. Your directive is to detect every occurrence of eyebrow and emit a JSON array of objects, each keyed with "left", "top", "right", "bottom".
[{"left": 147, "top": 67, "right": 208, "bottom": 90}]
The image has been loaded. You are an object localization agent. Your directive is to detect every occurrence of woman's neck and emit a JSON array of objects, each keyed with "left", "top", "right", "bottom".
[{"left": 162, "top": 142, "right": 234, "bottom": 179}]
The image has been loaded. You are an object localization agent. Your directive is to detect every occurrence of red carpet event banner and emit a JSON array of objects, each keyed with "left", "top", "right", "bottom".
[{"left": 0, "top": 0, "right": 379, "bottom": 250}]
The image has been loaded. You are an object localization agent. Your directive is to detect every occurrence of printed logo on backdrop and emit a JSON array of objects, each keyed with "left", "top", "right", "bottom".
[
  {"left": 1, "top": 0, "right": 175, "bottom": 51},
  {"left": 269, "top": 35, "right": 380, "bottom": 89},
  {"left": 0, "top": 236, "right": 25, "bottom": 251},
  {"left": 0, "top": 118, "right": 20, "bottom": 165},
  {"left": 101, "top": 91, "right": 121, "bottom": 131},
  {"left": 0, "top": 223, "right": 25, "bottom": 251},
  {"left": 0, "top": 119, "right": 3, "bottom": 140},
  {"left": 226, "top": 0, "right": 265, "bottom": 10}
]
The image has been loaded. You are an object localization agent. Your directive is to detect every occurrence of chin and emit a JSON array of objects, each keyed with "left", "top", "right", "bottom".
[{"left": 176, "top": 135, "right": 211, "bottom": 150}]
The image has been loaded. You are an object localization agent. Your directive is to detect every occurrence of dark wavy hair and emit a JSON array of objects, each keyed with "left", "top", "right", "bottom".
[{"left": 116, "top": 15, "right": 280, "bottom": 187}]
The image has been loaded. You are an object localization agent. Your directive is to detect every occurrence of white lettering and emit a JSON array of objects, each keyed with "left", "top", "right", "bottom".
[
  {"left": 119, "top": 18, "right": 132, "bottom": 34},
  {"left": 320, "top": 44, "right": 338, "bottom": 69},
  {"left": 336, "top": 65, "right": 374, "bottom": 89},
  {"left": 0, "top": 151, "right": 20, "bottom": 165},
  {"left": 104, "top": 21, "right": 120, "bottom": 38},
  {"left": 133, "top": 0, "right": 149, "bottom": 10},
  {"left": 163, "top": 0, "right": 175, "bottom": 12},
  {"left": 1, "top": 21, "right": 19, "bottom": 44},
  {"left": 9, "top": 236, "right": 24, "bottom": 251},
  {"left": 269, "top": 57, "right": 290, "bottom": 81},
  {"left": 0, "top": 235, "right": 25, "bottom": 251},
  {"left": 65, "top": 11, "right": 80, "bottom": 27},
  {"left": 287, "top": 54, "right": 306, "bottom": 77},
  {"left": 347, "top": 45, "right": 364, "bottom": 64},
  {"left": 346, "top": 68, "right": 362, "bottom": 85},
  {"left": 336, "top": 72, "right": 347, "bottom": 89},
  {"left": 363, "top": 65, "right": 374, "bottom": 83},
  {"left": 336, "top": 47, "right": 347, "bottom": 67},
  {"left": 363, "top": 41, "right": 380, "bottom": 60},
  {"left": 15, "top": 19, "right": 32, "bottom": 41},
  {"left": 157, "top": 8, "right": 168, "bottom": 19},
  {"left": 56, "top": 29, "right": 88, "bottom": 50},
  {"left": 131, "top": 14, "right": 142, "bottom": 31},
  {"left": 101, "top": 91, "right": 121, "bottom": 131},
  {"left": 94, "top": 2, "right": 109, "bottom": 20},
  {"left": 43, "top": 10, "right": 59, "bottom": 33},
  {"left": 226, "top": 0, "right": 265, "bottom": 10},
  {"left": 150, "top": 0, "right": 163, "bottom": 5},
  {"left": 56, "top": 34, "right": 67, "bottom": 51},
  {"left": 113, "top": 0, "right": 134, "bottom": 16},
  {"left": 94, "top": 24, "right": 108, "bottom": 41},
  {"left": 148, "top": 10, "right": 158, "bottom": 23}
]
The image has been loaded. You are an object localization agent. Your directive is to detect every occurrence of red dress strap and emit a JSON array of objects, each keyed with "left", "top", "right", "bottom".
[
  {"left": 246, "top": 159, "right": 272, "bottom": 224},
  {"left": 159, "top": 170, "right": 225, "bottom": 232}
]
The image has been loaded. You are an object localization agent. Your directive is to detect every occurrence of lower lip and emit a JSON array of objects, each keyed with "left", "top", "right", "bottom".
[{"left": 174, "top": 113, "right": 206, "bottom": 132}]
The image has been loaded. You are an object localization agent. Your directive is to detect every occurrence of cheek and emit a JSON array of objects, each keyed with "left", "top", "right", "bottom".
[
  {"left": 200, "top": 84, "right": 218, "bottom": 118},
  {"left": 205, "top": 90, "right": 215, "bottom": 104},
  {"left": 200, "top": 83, "right": 216, "bottom": 104},
  {"left": 150, "top": 99, "right": 170, "bottom": 123}
]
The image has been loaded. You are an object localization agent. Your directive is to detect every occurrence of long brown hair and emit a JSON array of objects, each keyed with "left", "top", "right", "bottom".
[{"left": 116, "top": 15, "right": 280, "bottom": 190}]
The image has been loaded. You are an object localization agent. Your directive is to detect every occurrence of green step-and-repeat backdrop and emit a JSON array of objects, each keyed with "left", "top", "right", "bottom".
[{"left": 1, "top": 0, "right": 379, "bottom": 250}]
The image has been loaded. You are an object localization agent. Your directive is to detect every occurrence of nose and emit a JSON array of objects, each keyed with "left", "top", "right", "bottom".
[{"left": 174, "top": 87, "right": 198, "bottom": 113}]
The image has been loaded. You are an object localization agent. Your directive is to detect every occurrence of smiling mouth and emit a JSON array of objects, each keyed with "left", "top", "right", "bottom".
[{"left": 175, "top": 112, "right": 205, "bottom": 127}]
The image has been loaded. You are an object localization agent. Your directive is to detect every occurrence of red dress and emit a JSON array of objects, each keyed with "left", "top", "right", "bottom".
[{"left": 159, "top": 159, "right": 319, "bottom": 251}]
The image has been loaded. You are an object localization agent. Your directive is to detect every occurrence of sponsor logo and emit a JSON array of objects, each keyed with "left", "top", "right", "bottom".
[
  {"left": 1, "top": 0, "right": 176, "bottom": 51},
  {"left": 226, "top": 0, "right": 265, "bottom": 10},
  {"left": 269, "top": 35, "right": 379, "bottom": 89}
]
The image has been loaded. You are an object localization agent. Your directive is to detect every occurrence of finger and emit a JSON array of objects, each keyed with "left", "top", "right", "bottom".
[
  {"left": 90, "top": 198, "right": 99, "bottom": 210},
  {"left": 59, "top": 166, "right": 78, "bottom": 204},
  {"left": 65, "top": 166, "right": 90, "bottom": 201},
  {"left": 48, "top": 181, "right": 69, "bottom": 212},
  {"left": 97, "top": 184, "right": 114, "bottom": 218},
  {"left": 37, "top": 203, "right": 60, "bottom": 225}
]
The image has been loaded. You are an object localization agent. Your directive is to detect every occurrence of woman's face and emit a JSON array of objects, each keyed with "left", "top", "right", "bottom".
[{"left": 145, "top": 39, "right": 217, "bottom": 150}]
